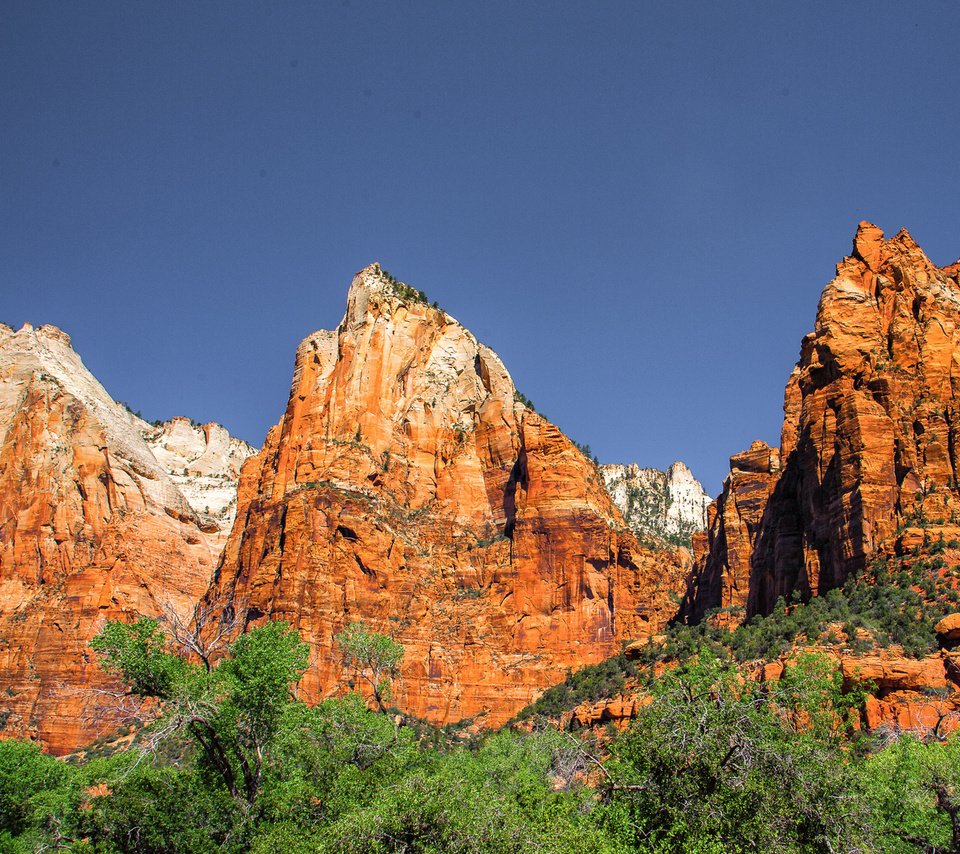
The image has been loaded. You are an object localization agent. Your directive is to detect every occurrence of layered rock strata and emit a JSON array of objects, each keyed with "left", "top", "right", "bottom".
[
  {"left": 601, "top": 461, "right": 710, "bottom": 547},
  {"left": 0, "top": 324, "right": 246, "bottom": 753},
  {"left": 208, "top": 265, "right": 690, "bottom": 726},
  {"left": 684, "top": 223, "right": 960, "bottom": 621}
]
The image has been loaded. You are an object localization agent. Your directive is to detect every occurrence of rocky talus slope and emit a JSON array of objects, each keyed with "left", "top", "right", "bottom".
[
  {"left": 0, "top": 324, "right": 249, "bottom": 753},
  {"left": 685, "top": 223, "right": 960, "bottom": 622},
  {"left": 601, "top": 461, "right": 710, "bottom": 547},
  {"left": 207, "top": 265, "right": 690, "bottom": 727}
]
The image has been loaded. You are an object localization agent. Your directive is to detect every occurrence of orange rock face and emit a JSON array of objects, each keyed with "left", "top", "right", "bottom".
[
  {"left": 0, "top": 325, "right": 218, "bottom": 753},
  {"left": 936, "top": 613, "right": 960, "bottom": 646},
  {"left": 821, "top": 648, "right": 959, "bottom": 736},
  {"left": 208, "top": 265, "right": 689, "bottom": 726},
  {"left": 682, "top": 441, "right": 783, "bottom": 623},
  {"left": 685, "top": 223, "right": 960, "bottom": 620},
  {"left": 566, "top": 692, "right": 650, "bottom": 731}
]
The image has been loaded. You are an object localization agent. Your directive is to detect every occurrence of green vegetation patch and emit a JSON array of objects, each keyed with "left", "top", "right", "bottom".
[
  {"left": 646, "top": 552, "right": 957, "bottom": 667},
  {"left": 511, "top": 653, "right": 637, "bottom": 723},
  {"left": 6, "top": 640, "right": 960, "bottom": 852},
  {"left": 374, "top": 263, "right": 434, "bottom": 307}
]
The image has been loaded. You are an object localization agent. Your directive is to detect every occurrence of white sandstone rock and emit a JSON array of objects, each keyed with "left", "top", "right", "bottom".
[{"left": 601, "top": 460, "right": 710, "bottom": 546}]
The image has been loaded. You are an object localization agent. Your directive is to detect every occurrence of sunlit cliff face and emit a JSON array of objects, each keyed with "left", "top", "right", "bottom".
[{"left": 205, "top": 264, "right": 691, "bottom": 727}]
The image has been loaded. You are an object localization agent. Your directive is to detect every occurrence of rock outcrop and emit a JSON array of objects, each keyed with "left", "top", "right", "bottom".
[
  {"left": 936, "top": 613, "right": 960, "bottom": 648},
  {"left": 684, "top": 441, "right": 784, "bottom": 623},
  {"left": 208, "top": 265, "right": 690, "bottom": 726},
  {"left": 566, "top": 692, "right": 650, "bottom": 731},
  {"left": 140, "top": 417, "right": 255, "bottom": 549},
  {"left": 684, "top": 224, "right": 960, "bottom": 622},
  {"left": 0, "top": 324, "right": 246, "bottom": 753},
  {"left": 601, "top": 461, "right": 710, "bottom": 547}
]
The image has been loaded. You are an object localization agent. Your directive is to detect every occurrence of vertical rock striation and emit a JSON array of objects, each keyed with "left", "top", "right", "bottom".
[{"left": 208, "top": 265, "right": 690, "bottom": 726}]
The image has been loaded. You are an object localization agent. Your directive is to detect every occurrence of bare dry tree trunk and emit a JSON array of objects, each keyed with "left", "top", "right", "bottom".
[{"left": 156, "top": 592, "right": 246, "bottom": 671}]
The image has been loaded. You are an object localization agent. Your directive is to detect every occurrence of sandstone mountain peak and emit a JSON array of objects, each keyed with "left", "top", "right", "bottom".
[
  {"left": 140, "top": 417, "right": 256, "bottom": 547},
  {"left": 7, "top": 322, "right": 73, "bottom": 348},
  {"left": 344, "top": 262, "right": 441, "bottom": 329},
  {"left": 347, "top": 261, "right": 392, "bottom": 303},
  {"left": 852, "top": 220, "right": 885, "bottom": 271},
  {"left": 207, "top": 269, "right": 690, "bottom": 726},
  {"left": 601, "top": 461, "right": 710, "bottom": 548},
  {"left": 0, "top": 322, "right": 194, "bottom": 523},
  {"left": 665, "top": 460, "right": 695, "bottom": 479},
  {"left": 0, "top": 324, "right": 255, "bottom": 752}
]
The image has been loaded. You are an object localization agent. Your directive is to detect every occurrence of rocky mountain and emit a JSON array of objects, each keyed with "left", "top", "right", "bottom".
[
  {"left": 206, "top": 264, "right": 691, "bottom": 727},
  {"left": 0, "top": 324, "right": 250, "bottom": 753},
  {"left": 684, "top": 223, "right": 960, "bottom": 623},
  {"left": 6, "top": 222, "right": 959, "bottom": 754},
  {"left": 601, "top": 461, "right": 710, "bottom": 547},
  {"left": 510, "top": 222, "right": 960, "bottom": 740}
]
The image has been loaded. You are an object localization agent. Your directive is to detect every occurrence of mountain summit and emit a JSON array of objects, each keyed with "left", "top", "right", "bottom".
[
  {"left": 207, "top": 265, "right": 690, "bottom": 726},
  {"left": 601, "top": 461, "right": 710, "bottom": 548},
  {"left": 685, "top": 223, "right": 960, "bottom": 622}
]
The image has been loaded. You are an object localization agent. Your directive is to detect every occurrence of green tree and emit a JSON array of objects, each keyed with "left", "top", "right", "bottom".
[
  {"left": 91, "top": 616, "right": 186, "bottom": 698},
  {"left": 865, "top": 733, "right": 960, "bottom": 851},
  {"left": 0, "top": 740, "right": 70, "bottom": 841},
  {"left": 0, "top": 740, "right": 131, "bottom": 852},
  {"left": 253, "top": 693, "right": 421, "bottom": 838},
  {"left": 334, "top": 621, "right": 404, "bottom": 713},
  {"left": 80, "top": 763, "right": 242, "bottom": 854},
  {"left": 92, "top": 617, "right": 309, "bottom": 809},
  {"left": 318, "top": 729, "right": 609, "bottom": 853}
]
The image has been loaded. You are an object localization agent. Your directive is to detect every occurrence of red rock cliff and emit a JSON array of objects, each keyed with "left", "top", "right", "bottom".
[
  {"left": 0, "top": 324, "right": 219, "bottom": 753},
  {"left": 208, "top": 265, "right": 689, "bottom": 726},
  {"left": 684, "top": 223, "right": 960, "bottom": 621}
]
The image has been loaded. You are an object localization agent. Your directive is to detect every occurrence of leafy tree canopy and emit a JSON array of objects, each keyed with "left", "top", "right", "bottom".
[
  {"left": 2, "top": 621, "right": 959, "bottom": 852},
  {"left": 335, "top": 620, "right": 404, "bottom": 713}
]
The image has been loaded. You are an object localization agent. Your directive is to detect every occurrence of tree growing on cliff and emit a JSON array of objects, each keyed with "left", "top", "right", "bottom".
[{"left": 334, "top": 621, "right": 405, "bottom": 714}]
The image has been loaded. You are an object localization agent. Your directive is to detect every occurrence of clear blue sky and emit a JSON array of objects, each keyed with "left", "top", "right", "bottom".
[{"left": 3, "top": 1, "right": 959, "bottom": 494}]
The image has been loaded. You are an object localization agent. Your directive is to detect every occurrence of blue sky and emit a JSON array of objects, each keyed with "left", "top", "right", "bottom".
[{"left": 3, "top": 1, "right": 959, "bottom": 494}]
